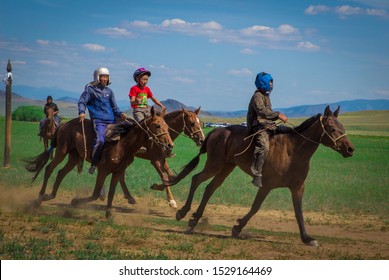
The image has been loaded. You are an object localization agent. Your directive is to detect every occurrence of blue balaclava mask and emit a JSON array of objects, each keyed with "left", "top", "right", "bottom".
[{"left": 255, "top": 72, "right": 273, "bottom": 95}]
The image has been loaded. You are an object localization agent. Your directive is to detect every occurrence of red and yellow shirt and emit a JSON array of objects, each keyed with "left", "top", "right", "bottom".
[{"left": 129, "top": 85, "right": 153, "bottom": 109}]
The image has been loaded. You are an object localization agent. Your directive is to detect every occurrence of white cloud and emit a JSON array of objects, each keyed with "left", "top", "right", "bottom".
[
  {"left": 97, "top": 27, "right": 132, "bottom": 37},
  {"left": 82, "top": 44, "right": 106, "bottom": 52},
  {"left": 277, "top": 24, "right": 298, "bottom": 35},
  {"left": 296, "top": 41, "right": 320, "bottom": 52},
  {"left": 335, "top": 5, "right": 363, "bottom": 16},
  {"left": 305, "top": 4, "right": 387, "bottom": 18},
  {"left": 37, "top": 60, "right": 59, "bottom": 66},
  {"left": 228, "top": 68, "right": 252, "bottom": 76},
  {"left": 36, "top": 39, "right": 49, "bottom": 45},
  {"left": 172, "top": 76, "right": 194, "bottom": 83},
  {"left": 101, "top": 19, "right": 310, "bottom": 51},
  {"left": 240, "top": 48, "right": 255, "bottom": 55},
  {"left": 366, "top": 8, "right": 387, "bottom": 16},
  {"left": 304, "top": 5, "right": 331, "bottom": 15}
]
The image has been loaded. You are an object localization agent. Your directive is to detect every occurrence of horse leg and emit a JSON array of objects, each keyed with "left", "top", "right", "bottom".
[
  {"left": 34, "top": 152, "right": 66, "bottom": 207},
  {"left": 162, "top": 160, "right": 176, "bottom": 182},
  {"left": 105, "top": 172, "right": 122, "bottom": 219},
  {"left": 291, "top": 184, "right": 318, "bottom": 246},
  {"left": 176, "top": 168, "right": 215, "bottom": 221},
  {"left": 119, "top": 171, "right": 136, "bottom": 204},
  {"left": 165, "top": 187, "right": 177, "bottom": 208},
  {"left": 71, "top": 170, "right": 107, "bottom": 206},
  {"left": 150, "top": 159, "right": 178, "bottom": 208},
  {"left": 49, "top": 140, "right": 54, "bottom": 160},
  {"left": 232, "top": 187, "right": 271, "bottom": 239},
  {"left": 186, "top": 164, "right": 235, "bottom": 234},
  {"left": 42, "top": 152, "right": 79, "bottom": 201}
]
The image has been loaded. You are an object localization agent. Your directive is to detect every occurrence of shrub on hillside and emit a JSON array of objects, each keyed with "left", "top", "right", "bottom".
[{"left": 12, "top": 106, "right": 44, "bottom": 122}]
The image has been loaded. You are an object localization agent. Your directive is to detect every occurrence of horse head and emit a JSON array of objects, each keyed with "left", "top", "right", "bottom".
[
  {"left": 320, "top": 105, "right": 354, "bottom": 157},
  {"left": 145, "top": 106, "right": 174, "bottom": 156},
  {"left": 42, "top": 108, "right": 56, "bottom": 138},
  {"left": 181, "top": 107, "right": 205, "bottom": 146}
]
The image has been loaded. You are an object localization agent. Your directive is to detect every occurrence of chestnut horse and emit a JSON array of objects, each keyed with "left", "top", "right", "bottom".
[
  {"left": 116, "top": 107, "right": 205, "bottom": 208},
  {"left": 40, "top": 107, "right": 56, "bottom": 159},
  {"left": 26, "top": 107, "right": 173, "bottom": 216},
  {"left": 163, "top": 106, "right": 354, "bottom": 246}
]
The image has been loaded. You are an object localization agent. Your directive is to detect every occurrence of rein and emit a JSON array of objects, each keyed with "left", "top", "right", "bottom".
[
  {"left": 130, "top": 118, "right": 170, "bottom": 149},
  {"left": 288, "top": 116, "right": 347, "bottom": 150},
  {"left": 81, "top": 119, "right": 87, "bottom": 159},
  {"left": 235, "top": 115, "right": 347, "bottom": 157},
  {"left": 234, "top": 123, "right": 278, "bottom": 157}
]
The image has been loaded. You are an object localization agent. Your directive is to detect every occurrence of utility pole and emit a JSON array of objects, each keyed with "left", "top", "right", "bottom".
[{"left": 3, "top": 59, "right": 12, "bottom": 167}]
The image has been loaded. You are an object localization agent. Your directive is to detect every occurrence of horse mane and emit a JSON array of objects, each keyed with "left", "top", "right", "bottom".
[
  {"left": 164, "top": 110, "right": 183, "bottom": 120},
  {"left": 105, "top": 119, "right": 136, "bottom": 142},
  {"left": 292, "top": 114, "right": 322, "bottom": 133}
]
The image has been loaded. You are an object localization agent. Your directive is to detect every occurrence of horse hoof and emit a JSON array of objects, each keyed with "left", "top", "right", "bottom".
[
  {"left": 127, "top": 197, "right": 136, "bottom": 204},
  {"left": 176, "top": 209, "right": 184, "bottom": 221},
  {"left": 70, "top": 198, "right": 80, "bottom": 206},
  {"left": 184, "top": 228, "right": 194, "bottom": 235},
  {"left": 150, "top": 183, "right": 165, "bottom": 191},
  {"left": 232, "top": 226, "right": 241, "bottom": 239},
  {"left": 105, "top": 210, "right": 112, "bottom": 219},
  {"left": 305, "top": 239, "right": 319, "bottom": 247},
  {"left": 33, "top": 199, "right": 42, "bottom": 208},
  {"left": 168, "top": 200, "right": 177, "bottom": 209},
  {"left": 42, "top": 194, "right": 54, "bottom": 201}
]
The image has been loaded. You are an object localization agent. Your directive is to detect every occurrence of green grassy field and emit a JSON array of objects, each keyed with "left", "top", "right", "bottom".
[{"left": 0, "top": 111, "right": 388, "bottom": 217}]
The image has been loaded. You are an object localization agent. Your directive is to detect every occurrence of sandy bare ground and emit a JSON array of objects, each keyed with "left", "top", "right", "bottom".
[{"left": 0, "top": 185, "right": 388, "bottom": 260}]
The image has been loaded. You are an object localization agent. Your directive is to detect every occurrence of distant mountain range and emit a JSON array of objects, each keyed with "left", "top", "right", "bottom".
[{"left": 1, "top": 86, "right": 389, "bottom": 118}]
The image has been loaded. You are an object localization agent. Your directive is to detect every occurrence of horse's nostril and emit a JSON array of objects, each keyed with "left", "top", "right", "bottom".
[{"left": 348, "top": 147, "right": 354, "bottom": 154}]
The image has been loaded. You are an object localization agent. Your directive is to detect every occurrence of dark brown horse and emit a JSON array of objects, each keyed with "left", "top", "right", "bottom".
[
  {"left": 163, "top": 106, "right": 354, "bottom": 246},
  {"left": 26, "top": 107, "right": 173, "bottom": 216},
  {"left": 40, "top": 107, "right": 56, "bottom": 159},
  {"left": 117, "top": 107, "right": 205, "bottom": 208}
]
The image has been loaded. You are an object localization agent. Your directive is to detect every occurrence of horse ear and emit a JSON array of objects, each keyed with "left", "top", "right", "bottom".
[
  {"left": 150, "top": 106, "right": 155, "bottom": 117},
  {"left": 324, "top": 105, "right": 332, "bottom": 116},
  {"left": 195, "top": 106, "right": 201, "bottom": 115},
  {"left": 333, "top": 106, "right": 340, "bottom": 118},
  {"left": 161, "top": 107, "right": 166, "bottom": 117}
]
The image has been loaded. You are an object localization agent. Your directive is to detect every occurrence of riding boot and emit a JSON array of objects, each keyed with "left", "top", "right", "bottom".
[{"left": 251, "top": 147, "right": 266, "bottom": 188}]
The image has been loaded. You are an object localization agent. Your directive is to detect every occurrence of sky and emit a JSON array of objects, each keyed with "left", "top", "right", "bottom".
[{"left": 1, "top": 0, "right": 389, "bottom": 111}]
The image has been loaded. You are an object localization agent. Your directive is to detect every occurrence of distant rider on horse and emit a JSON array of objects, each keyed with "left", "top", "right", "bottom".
[{"left": 38, "top": 95, "right": 60, "bottom": 136}]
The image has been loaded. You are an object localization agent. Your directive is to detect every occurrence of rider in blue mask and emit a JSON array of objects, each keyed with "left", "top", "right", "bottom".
[{"left": 247, "top": 72, "right": 288, "bottom": 188}]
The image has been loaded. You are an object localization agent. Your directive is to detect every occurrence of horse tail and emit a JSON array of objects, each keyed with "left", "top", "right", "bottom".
[
  {"left": 165, "top": 131, "right": 210, "bottom": 187},
  {"left": 24, "top": 150, "right": 51, "bottom": 182}
]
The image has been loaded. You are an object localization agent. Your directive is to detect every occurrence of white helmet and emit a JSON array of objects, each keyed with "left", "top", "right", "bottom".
[{"left": 93, "top": 67, "right": 111, "bottom": 85}]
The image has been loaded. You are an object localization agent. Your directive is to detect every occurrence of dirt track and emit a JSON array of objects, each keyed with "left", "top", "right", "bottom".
[{"left": 0, "top": 186, "right": 388, "bottom": 260}]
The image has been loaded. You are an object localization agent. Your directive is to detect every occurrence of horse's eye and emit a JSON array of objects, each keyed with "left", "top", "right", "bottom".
[{"left": 191, "top": 122, "right": 195, "bottom": 127}]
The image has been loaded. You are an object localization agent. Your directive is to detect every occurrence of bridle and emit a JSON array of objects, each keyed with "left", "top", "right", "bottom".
[
  {"left": 318, "top": 116, "right": 347, "bottom": 150},
  {"left": 290, "top": 115, "right": 347, "bottom": 150},
  {"left": 130, "top": 118, "right": 171, "bottom": 150},
  {"left": 167, "top": 112, "right": 204, "bottom": 141}
]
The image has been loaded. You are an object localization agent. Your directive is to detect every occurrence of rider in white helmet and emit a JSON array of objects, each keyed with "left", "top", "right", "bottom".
[{"left": 78, "top": 67, "right": 127, "bottom": 174}]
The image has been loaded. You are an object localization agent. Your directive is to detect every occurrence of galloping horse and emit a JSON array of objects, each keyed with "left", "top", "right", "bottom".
[
  {"left": 26, "top": 107, "right": 173, "bottom": 216},
  {"left": 163, "top": 106, "right": 354, "bottom": 246},
  {"left": 116, "top": 108, "right": 205, "bottom": 208},
  {"left": 40, "top": 107, "right": 57, "bottom": 159}
]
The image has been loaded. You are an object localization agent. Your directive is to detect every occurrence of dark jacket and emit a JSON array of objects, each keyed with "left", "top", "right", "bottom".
[
  {"left": 247, "top": 89, "right": 279, "bottom": 133},
  {"left": 78, "top": 84, "right": 122, "bottom": 122},
  {"left": 44, "top": 102, "right": 59, "bottom": 117}
]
